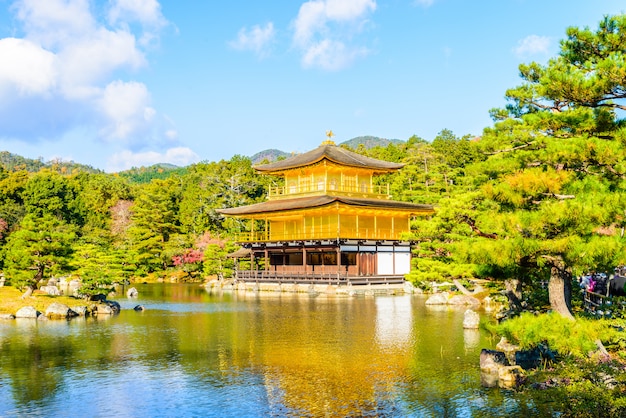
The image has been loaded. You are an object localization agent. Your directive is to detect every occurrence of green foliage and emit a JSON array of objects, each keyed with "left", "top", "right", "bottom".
[
  {"left": 203, "top": 241, "right": 238, "bottom": 278},
  {"left": 494, "top": 312, "right": 621, "bottom": 358},
  {"left": 116, "top": 164, "right": 188, "bottom": 184},
  {"left": 3, "top": 214, "right": 76, "bottom": 289}
]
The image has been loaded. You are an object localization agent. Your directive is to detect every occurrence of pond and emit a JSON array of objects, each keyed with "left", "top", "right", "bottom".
[{"left": 0, "top": 284, "right": 546, "bottom": 417}]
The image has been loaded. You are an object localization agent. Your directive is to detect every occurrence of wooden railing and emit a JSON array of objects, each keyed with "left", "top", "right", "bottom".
[
  {"left": 268, "top": 183, "right": 391, "bottom": 200},
  {"left": 235, "top": 270, "right": 405, "bottom": 285},
  {"left": 234, "top": 227, "right": 401, "bottom": 242},
  {"left": 582, "top": 290, "right": 626, "bottom": 317}
]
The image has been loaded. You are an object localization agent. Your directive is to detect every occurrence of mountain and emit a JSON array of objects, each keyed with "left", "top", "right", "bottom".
[
  {"left": 339, "top": 136, "right": 404, "bottom": 150},
  {"left": 250, "top": 149, "right": 291, "bottom": 165},
  {"left": 249, "top": 136, "right": 404, "bottom": 164}
]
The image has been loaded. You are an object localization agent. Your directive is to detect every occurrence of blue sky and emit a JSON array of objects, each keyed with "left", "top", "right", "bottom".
[{"left": 0, "top": 0, "right": 624, "bottom": 172}]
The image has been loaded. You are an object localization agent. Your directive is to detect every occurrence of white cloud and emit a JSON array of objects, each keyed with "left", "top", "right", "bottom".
[
  {"left": 14, "top": 0, "right": 95, "bottom": 49},
  {"left": 513, "top": 35, "right": 551, "bottom": 58},
  {"left": 58, "top": 28, "right": 145, "bottom": 99},
  {"left": 0, "top": 37, "right": 57, "bottom": 96},
  {"left": 292, "top": 0, "right": 376, "bottom": 71},
  {"left": 230, "top": 22, "right": 275, "bottom": 58},
  {"left": 0, "top": 0, "right": 173, "bottom": 153},
  {"left": 108, "top": 0, "right": 168, "bottom": 47},
  {"left": 107, "top": 147, "right": 200, "bottom": 171},
  {"left": 302, "top": 39, "right": 367, "bottom": 71},
  {"left": 98, "top": 80, "right": 152, "bottom": 141}
]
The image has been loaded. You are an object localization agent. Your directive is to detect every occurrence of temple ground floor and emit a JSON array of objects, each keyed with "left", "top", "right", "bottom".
[{"left": 230, "top": 239, "right": 413, "bottom": 286}]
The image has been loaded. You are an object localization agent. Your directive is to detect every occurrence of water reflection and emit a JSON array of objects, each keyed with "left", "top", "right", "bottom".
[{"left": 0, "top": 284, "right": 535, "bottom": 417}]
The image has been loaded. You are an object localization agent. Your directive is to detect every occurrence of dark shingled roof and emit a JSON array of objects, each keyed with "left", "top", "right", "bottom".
[
  {"left": 254, "top": 143, "right": 404, "bottom": 173},
  {"left": 217, "top": 195, "right": 433, "bottom": 216}
]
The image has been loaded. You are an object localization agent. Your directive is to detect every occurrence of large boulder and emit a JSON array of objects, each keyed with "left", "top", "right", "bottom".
[
  {"left": 93, "top": 300, "right": 121, "bottom": 315},
  {"left": 425, "top": 292, "right": 449, "bottom": 305},
  {"left": 71, "top": 306, "right": 89, "bottom": 316},
  {"left": 127, "top": 287, "right": 138, "bottom": 297},
  {"left": 40, "top": 285, "right": 61, "bottom": 296},
  {"left": 15, "top": 306, "right": 39, "bottom": 318},
  {"left": 68, "top": 279, "right": 81, "bottom": 295},
  {"left": 496, "top": 337, "right": 520, "bottom": 365},
  {"left": 448, "top": 294, "right": 481, "bottom": 306},
  {"left": 479, "top": 349, "right": 509, "bottom": 388},
  {"left": 45, "top": 302, "right": 77, "bottom": 319},
  {"left": 463, "top": 309, "right": 480, "bottom": 329}
]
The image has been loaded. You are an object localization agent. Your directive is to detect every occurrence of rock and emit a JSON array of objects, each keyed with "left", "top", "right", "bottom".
[
  {"left": 514, "top": 347, "right": 543, "bottom": 370},
  {"left": 94, "top": 304, "right": 114, "bottom": 315},
  {"left": 498, "top": 365, "right": 525, "bottom": 389},
  {"left": 68, "top": 279, "right": 81, "bottom": 296},
  {"left": 0, "top": 313, "right": 15, "bottom": 320},
  {"left": 479, "top": 349, "right": 509, "bottom": 388},
  {"left": 127, "top": 287, "right": 138, "bottom": 297},
  {"left": 425, "top": 292, "right": 449, "bottom": 305},
  {"left": 133, "top": 305, "right": 145, "bottom": 311},
  {"left": 39, "top": 285, "right": 61, "bottom": 296},
  {"left": 448, "top": 294, "right": 481, "bottom": 306},
  {"left": 15, "top": 306, "right": 39, "bottom": 318},
  {"left": 496, "top": 337, "right": 520, "bottom": 365},
  {"left": 47, "top": 277, "right": 58, "bottom": 286},
  {"left": 463, "top": 309, "right": 480, "bottom": 329},
  {"left": 46, "top": 302, "right": 79, "bottom": 319},
  {"left": 106, "top": 300, "right": 121, "bottom": 313},
  {"left": 480, "top": 349, "right": 510, "bottom": 370},
  {"left": 71, "top": 306, "right": 89, "bottom": 316},
  {"left": 89, "top": 294, "right": 107, "bottom": 302}
]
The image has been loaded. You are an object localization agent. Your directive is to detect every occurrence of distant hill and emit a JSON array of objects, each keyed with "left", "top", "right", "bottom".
[
  {"left": 0, "top": 151, "right": 102, "bottom": 174},
  {"left": 339, "top": 136, "right": 404, "bottom": 150},
  {"left": 249, "top": 136, "right": 403, "bottom": 164},
  {"left": 250, "top": 149, "right": 290, "bottom": 165},
  {"left": 117, "top": 163, "right": 188, "bottom": 183}
]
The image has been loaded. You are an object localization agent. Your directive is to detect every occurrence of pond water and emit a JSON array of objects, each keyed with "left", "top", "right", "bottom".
[{"left": 0, "top": 284, "right": 546, "bottom": 417}]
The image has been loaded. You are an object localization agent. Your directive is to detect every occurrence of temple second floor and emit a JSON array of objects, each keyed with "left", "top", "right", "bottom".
[{"left": 218, "top": 195, "right": 434, "bottom": 243}]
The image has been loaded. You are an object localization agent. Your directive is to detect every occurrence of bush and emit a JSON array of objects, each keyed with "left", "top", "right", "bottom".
[{"left": 495, "top": 312, "right": 618, "bottom": 358}]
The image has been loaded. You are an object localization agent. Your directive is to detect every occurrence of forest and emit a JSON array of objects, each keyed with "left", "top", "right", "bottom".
[{"left": 1, "top": 15, "right": 626, "bottom": 319}]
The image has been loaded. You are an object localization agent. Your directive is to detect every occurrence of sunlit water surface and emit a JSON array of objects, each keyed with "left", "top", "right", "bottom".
[{"left": 0, "top": 284, "right": 545, "bottom": 417}]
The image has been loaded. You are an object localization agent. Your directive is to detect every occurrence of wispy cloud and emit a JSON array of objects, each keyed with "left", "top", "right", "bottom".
[
  {"left": 513, "top": 35, "right": 551, "bottom": 58},
  {"left": 229, "top": 22, "right": 275, "bottom": 58},
  {"left": 0, "top": 0, "right": 179, "bottom": 158},
  {"left": 292, "top": 0, "right": 377, "bottom": 71}
]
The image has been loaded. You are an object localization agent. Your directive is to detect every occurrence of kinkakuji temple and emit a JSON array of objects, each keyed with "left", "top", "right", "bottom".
[{"left": 217, "top": 139, "right": 434, "bottom": 285}]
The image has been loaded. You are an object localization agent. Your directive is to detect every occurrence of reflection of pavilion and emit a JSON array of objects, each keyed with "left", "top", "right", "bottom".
[
  {"left": 218, "top": 140, "right": 434, "bottom": 285},
  {"left": 375, "top": 296, "right": 414, "bottom": 348}
]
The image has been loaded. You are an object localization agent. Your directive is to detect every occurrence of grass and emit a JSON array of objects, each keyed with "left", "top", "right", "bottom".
[{"left": 0, "top": 286, "right": 89, "bottom": 315}]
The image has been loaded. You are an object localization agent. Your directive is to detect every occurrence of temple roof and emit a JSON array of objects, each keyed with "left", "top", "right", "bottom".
[
  {"left": 216, "top": 195, "right": 433, "bottom": 216},
  {"left": 254, "top": 143, "right": 404, "bottom": 173}
]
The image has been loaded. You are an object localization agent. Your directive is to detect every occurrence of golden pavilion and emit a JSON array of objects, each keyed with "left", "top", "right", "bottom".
[{"left": 217, "top": 140, "right": 434, "bottom": 284}]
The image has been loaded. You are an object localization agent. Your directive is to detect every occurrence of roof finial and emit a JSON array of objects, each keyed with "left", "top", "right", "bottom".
[{"left": 323, "top": 130, "right": 335, "bottom": 145}]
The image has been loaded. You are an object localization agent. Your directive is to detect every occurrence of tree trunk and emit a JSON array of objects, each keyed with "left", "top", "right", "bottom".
[
  {"left": 20, "top": 285, "right": 34, "bottom": 299},
  {"left": 505, "top": 278, "right": 524, "bottom": 312},
  {"left": 548, "top": 259, "right": 575, "bottom": 320}
]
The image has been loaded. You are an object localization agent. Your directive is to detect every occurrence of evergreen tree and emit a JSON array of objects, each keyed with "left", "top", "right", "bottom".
[
  {"left": 453, "top": 15, "right": 626, "bottom": 317},
  {"left": 4, "top": 214, "right": 76, "bottom": 296}
]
